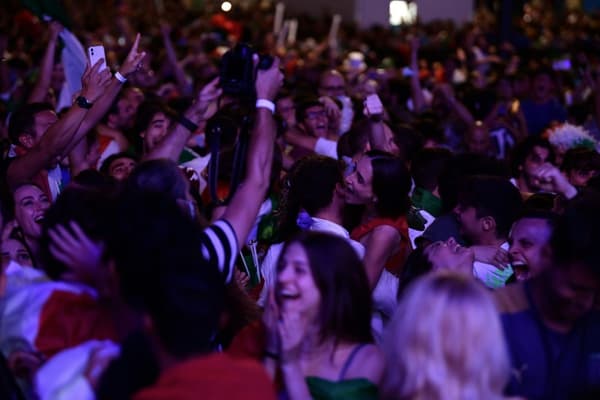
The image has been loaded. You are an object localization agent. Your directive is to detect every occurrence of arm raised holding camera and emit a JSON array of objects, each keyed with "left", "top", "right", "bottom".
[{"left": 221, "top": 56, "right": 283, "bottom": 249}]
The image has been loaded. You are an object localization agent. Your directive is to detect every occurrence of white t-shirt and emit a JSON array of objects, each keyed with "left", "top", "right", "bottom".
[{"left": 473, "top": 242, "right": 514, "bottom": 289}]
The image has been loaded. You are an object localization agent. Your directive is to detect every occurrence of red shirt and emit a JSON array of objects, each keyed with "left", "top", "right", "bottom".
[
  {"left": 133, "top": 353, "right": 276, "bottom": 400},
  {"left": 351, "top": 216, "right": 411, "bottom": 276}
]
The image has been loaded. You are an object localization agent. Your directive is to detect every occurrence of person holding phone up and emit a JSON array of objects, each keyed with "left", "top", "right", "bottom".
[{"left": 3, "top": 34, "right": 146, "bottom": 202}]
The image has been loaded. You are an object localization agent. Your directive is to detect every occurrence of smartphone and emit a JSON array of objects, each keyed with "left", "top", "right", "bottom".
[
  {"left": 364, "top": 94, "right": 383, "bottom": 116},
  {"left": 88, "top": 45, "right": 108, "bottom": 72}
]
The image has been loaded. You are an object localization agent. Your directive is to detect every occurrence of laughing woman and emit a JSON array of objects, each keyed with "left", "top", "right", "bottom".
[
  {"left": 263, "top": 232, "right": 383, "bottom": 400},
  {"left": 8, "top": 183, "right": 51, "bottom": 267}
]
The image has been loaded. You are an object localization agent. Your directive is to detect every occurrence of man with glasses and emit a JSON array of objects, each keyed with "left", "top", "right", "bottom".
[
  {"left": 319, "top": 70, "right": 354, "bottom": 134},
  {"left": 284, "top": 98, "right": 340, "bottom": 162}
]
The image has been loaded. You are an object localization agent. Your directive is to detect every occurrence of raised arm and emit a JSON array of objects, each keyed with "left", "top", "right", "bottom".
[
  {"left": 436, "top": 83, "right": 475, "bottom": 127},
  {"left": 69, "top": 34, "right": 146, "bottom": 145},
  {"left": 28, "top": 22, "right": 62, "bottom": 104},
  {"left": 66, "top": 35, "right": 146, "bottom": 175},
  {"left": 222, "top": 57, "right": 283, "bottom": 249},
  {"left": 409, "top": 37, "right": 426, "bottom": 114},
  {"left": 160, "top": 22, "right": 193, "bottom": 97},
  {"left": 362, "top": 225, "right": 401, "bottom": 290},
  {"left": 7, "top": 62, "right": 112, "bottom": 189},
  {"left": 363, "top": 94, "right": 397, "bottom": 152},
  {"left": 142, "top": 77, "right": 221, "bottom": 162},
  {"left": 284, "top": 128, "right": 338, "bottom": 159}
]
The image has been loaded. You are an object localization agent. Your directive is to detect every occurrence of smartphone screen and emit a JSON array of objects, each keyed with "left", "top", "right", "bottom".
[{"left": 88, "top": 46, "right": 108, "bottom": 72}]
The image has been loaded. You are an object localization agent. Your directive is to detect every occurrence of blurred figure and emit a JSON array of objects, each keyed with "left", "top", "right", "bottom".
[
  {"left": 464, "top": 121, "right": 492, "bottom": 156},
  {"left": 560, "top": 147, "right": 600, "bottom": 187},
  {"left": 382, "top": 272, "right": 509, "bottom": 400}
]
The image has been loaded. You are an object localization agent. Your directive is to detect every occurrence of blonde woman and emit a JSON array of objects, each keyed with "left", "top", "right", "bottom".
[{"left": 382, "top": 272, "right": 510, "bottom": 400}]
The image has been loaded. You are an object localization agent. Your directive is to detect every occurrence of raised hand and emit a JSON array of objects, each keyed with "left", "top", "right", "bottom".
[
  {"left": 198, "top": 76, "right": 222, "bottom": 106},
  {"left": 277, "top": 309, "right": 307, "bottom": 364},
  {"left": 118, "top": 33, "right": 147, "bottom": 78},
  {"left": 159, "top": 21, "right": 172, "bottom": 38},
  {"left": 80, "top": 60, "right": 113, "bottom": 102},
  {"left": 48, "top": 221, "right": 105, "bottom": 287},
  {"left": 185, "top": 77, "right": 222, "bottom": 122},
  {"left": 263, "top": 288, "right": 281, "bottom": 355},
  {"left": 255, "top": 56, "right": 284, "bottom": 101},
  {"left": 320, "top": 96, "right": 342, "bottom": 120},
  {"left": 234, "top": 268, "right": 250, "bottom": 289},
  {"left": 532, "top": 162, "right": 578, "bottom": 199},
  {"left": 49, "top": 21, "right": 63, "bottom": 41},
  {"left": 473, "top": 245, "right": 510, "bottom": 270}
]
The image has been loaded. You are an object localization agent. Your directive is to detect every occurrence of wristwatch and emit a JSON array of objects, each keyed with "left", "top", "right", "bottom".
[{"left": 75, "top": 96, "right": 93, "bottom": 109}]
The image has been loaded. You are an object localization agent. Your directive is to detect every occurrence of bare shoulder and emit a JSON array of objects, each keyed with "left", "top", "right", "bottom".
[
  {"left": 343, "top": 344, "right": 385, "bottom": 384},
  {"left": 369, "top": 224, "right": 401, "bottom": 241}
]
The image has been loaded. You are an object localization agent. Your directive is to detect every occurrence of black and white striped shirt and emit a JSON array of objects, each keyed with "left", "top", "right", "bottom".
[{"left": 199, "top": 219, "right": 238, "bottom": 284}]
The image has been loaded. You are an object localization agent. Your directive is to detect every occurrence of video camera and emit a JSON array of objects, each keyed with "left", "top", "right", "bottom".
[{"left": 219, "top": 43, "right": 274, "bottom": 97}]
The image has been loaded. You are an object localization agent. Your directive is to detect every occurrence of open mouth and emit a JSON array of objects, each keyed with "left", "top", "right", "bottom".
[
  {"left": 315, "top": 124, "right": 328, "bottom": 133},
  {"left": 511, "top": 261, "right": 529, "bottom": 281},
  {"left": 34, "top": 215, "right": 45, "bottom": 225},
  {"left": 278, "top": 289, "right": 300, "bottom": 301}
]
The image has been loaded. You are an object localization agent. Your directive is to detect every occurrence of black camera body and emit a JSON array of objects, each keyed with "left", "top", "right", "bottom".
[{"left": 219, "top": 43, "right": 273, "bottom": 97}]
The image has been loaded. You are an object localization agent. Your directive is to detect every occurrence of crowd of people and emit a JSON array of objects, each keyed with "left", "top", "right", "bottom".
[{"left": 1, "top": 0, "right": 600, "bottom": 399}]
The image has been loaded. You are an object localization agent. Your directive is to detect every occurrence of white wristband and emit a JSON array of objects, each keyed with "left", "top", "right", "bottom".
[
  {"left": 314, "top": 137, "right": 338, "bottom": 159},
  {"left": 114, "top": 71, "right": 127, "bottom": 83},
  {"left": 256, "top": 99, "right": 275, "bottom": 114}
]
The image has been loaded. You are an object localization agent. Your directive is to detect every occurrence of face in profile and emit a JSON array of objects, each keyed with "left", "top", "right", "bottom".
[
  {"left": 20, "top": 110, "right": 59, "bottom": 149},
  {"left": 567, "top": 168, "right": 597, "bottom": 188},
  {"left": 424, "top": 237, "right": 474, "bottom": 274},
  {"left": 521, "top": 145, "right": 551, "bottom": 191},
  {"left": 344, "top": 156, "right": 375, "bottom": 206},
  {"left": 14, "top": 185, "right": 51, "bottom": 240},
  {"left": 276, "top": 242, "right": 321, "bottom": 320},
  {"left": 454, "top": 204, "right": 482, "bottom": 243}
]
